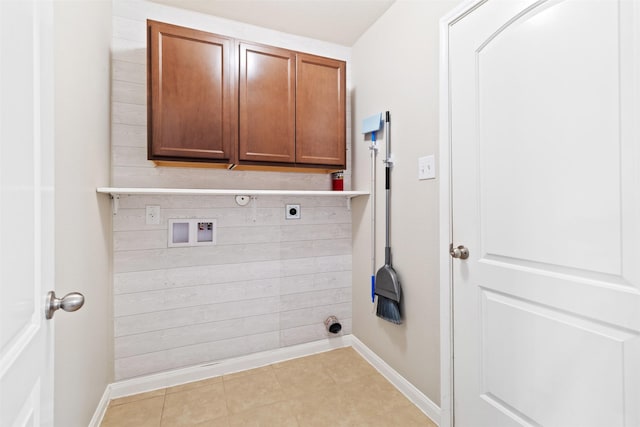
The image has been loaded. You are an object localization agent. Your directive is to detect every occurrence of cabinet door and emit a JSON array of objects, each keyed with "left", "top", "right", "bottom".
[
  {"left": 295, "top": 54, "right": 346, "bottom": 167},
  {"left": 239, "top": 43, "right": 296, "bottom": 163},
  {"left": 148, "top": 21, "right": 235, "bottom": 162}
]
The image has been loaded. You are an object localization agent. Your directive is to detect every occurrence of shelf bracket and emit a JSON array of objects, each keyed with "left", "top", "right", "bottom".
[
  {"left": 346, "top": 196, "right": 351, "bottom": 211},
  {"left": 251, "top": 196, "right": 258, "bottom": 222},
  {"left": 111, "top": 194, "right": 120, "bottom": 215}
]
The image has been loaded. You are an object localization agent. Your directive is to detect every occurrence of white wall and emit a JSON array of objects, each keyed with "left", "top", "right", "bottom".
[
  {"left": 351, "top": 0, "right": 458, "bottom": 406},
  {"left": 111, "top": 1, "right": 355, "bottom": 380},
  {"left": 53, "top": 1, "right": 113, "bottom": 425}
]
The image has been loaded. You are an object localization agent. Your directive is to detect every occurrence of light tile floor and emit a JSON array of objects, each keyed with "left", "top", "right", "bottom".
[{"left": 101, "top": 347, "right": 437, "bottom": 427}]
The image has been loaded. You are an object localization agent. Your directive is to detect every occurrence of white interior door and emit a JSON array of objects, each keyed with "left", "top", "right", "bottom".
[
  {"left": 0, "top": 1, "right": 54, "bottom": 426},
  {"left": 449, "top": 0, "right": 640, "bottom": 426}
]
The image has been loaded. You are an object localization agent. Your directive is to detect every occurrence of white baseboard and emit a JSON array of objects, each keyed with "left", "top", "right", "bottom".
[
  {"left": 351, "top": 336, "right": 442, "bottom": 426},
  {"left": 90, "top": 334, "right": 440, "bottom": 426},
  {"left": 87, "top": 385, "right": 111, "bottom": 427}
]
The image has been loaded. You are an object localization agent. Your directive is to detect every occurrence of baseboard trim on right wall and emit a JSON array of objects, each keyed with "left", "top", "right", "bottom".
[{"left": 351, "top": 336, "right": 442, "bottom": 426}]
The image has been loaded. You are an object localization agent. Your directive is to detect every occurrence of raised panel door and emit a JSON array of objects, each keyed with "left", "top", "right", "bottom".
[
  {"left": 449, "top": 0, "right": 640, "bottom": 425},
  {"left": 0, "top": 1, "right": 55, "bottom": 425},
  {"left": 295, "top": 53, "right": 345, "bottom": 167},
  {"left": 239, "top": 42, "right": 295, "bottom": 163},
  {"left": 148, "top": 20, "right": 235, "bottom": 163}
]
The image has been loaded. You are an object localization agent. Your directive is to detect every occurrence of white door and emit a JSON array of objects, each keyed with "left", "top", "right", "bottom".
[
  {"left": 0, "top": 1, "right": 55, "bottom": 426},
  {"left": 449, "top": 0, "right": 640, "bottom": 426}
]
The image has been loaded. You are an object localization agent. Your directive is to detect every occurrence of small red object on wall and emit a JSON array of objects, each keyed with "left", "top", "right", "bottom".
[{"left": 332, "top": 171, "right": 344, "bottom": 191}]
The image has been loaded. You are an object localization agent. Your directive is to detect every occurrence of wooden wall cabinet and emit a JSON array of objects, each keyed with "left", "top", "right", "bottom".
[
  {"left": 148, "top": 20, "right": 236, "bottom": 163},
  {"left": 296, "top": 53, "right": 346, "bottom": 167},
  {"left": 148, "top": 21, "right": 346, "bottom": 169},
  {"left": 238, "top": 45, "right": 346, "bottom": 168},
  {"left": 238, "top": 43, "right": 296, "bottom": 163}
]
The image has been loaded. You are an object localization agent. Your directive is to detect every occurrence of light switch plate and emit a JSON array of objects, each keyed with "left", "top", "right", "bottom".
[{"left": 418, "top": 155, "right": 436, "bottom": 180}]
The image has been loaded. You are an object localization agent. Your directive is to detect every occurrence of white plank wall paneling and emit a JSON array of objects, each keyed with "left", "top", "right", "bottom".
[
  {"left": 112, "top": 195, "right": 353, "bottom": 379},
  {"left": 111, "top": 1, "right": 355, "bottom": 380}
]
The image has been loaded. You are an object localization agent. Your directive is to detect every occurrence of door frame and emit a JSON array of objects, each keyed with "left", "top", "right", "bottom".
[{"left": 438, "top": 1, "right": 486, "bottom": 426}]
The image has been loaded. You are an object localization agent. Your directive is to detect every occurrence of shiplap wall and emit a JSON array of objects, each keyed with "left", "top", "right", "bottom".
[
  {"left": 113, "top": 195, "right": 352, "bottom": 379},
  {"left": 111, "top": 1, "right": 354, "bottom": 379}
]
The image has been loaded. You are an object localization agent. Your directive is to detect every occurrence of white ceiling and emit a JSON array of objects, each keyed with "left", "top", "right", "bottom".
[{"left": 149, "top": 0, "right": 395, "bottom": 46}]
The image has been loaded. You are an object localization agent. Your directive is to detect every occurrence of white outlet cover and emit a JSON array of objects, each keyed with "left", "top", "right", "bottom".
[
  {"left": 286, "top": 204, "right": 301, "bottom": 219},
  {"left": 418, "top": 155, "right": 436, "bottom": 180},
  {"left": 168, "top": 218, "right": 217, "bottom": 247},
  {"left": 146, "top": 205, "right": 161, "bottom": 225}
]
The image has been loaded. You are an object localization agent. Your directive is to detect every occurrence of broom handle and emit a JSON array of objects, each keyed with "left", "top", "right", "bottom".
[{"left": 385, "top": 111, "right": 391, "bottom": 265}]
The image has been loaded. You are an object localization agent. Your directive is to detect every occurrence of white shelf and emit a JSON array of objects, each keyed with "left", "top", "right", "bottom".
[
  {"left": 96, "top": 187, "right": 369, "bottom": 213},
  {"left": 97, "top": 187, "right": 368, "bottom": 197}
]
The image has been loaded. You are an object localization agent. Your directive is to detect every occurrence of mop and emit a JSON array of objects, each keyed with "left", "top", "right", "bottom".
[{"left": 362, "top": 113, "right": 382, "bottom": 305}]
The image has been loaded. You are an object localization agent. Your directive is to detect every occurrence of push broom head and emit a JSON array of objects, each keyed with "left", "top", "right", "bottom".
[
  {"left": 376, "top": 295, "right": 401, "bottom": 324},
  {"left": 375, "top": 264, "right": 402, "bottom": 324}
]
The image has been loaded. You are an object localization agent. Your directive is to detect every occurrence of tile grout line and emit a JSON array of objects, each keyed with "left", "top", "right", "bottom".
[
  {"left": 220, "top": 374, "right": 231, "bottom": 422},
  {"left": 157, "top": 390, "right": 167, "bottom": 427}
]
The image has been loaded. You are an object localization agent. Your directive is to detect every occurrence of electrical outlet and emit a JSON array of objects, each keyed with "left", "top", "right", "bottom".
[
  {"left": 286, "top": 204, "right": 301, "bottom": 219},
  {"left": 418, "top": 155, "right": 436, "bottom": 180},
  {"left": 146, "top": 205, "right": 161, "bottom": 225}
]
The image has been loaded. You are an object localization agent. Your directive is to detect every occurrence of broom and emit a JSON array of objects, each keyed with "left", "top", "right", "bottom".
[{"left": 374, "top": 111, "right": 402, "bottom": 324}]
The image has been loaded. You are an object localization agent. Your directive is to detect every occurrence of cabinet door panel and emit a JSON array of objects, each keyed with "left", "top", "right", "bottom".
[
  {"left": 296, "top": 54, "right": 346, "bottom": 167},
  {"left": 148, "top": 21, "right": 235, "bottom": 162},
  {"left": 239, "top": 43, "right": 295, "bottom": 163}
]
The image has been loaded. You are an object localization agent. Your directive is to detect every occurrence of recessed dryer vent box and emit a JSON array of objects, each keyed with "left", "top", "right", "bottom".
[{"left": 168, "top": 219, "right": 217, "bottom": 247}]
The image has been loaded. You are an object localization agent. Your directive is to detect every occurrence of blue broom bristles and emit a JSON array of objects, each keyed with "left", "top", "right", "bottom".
[{"left": 376, "top": 295, "right": 402, "bottom": 324}]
